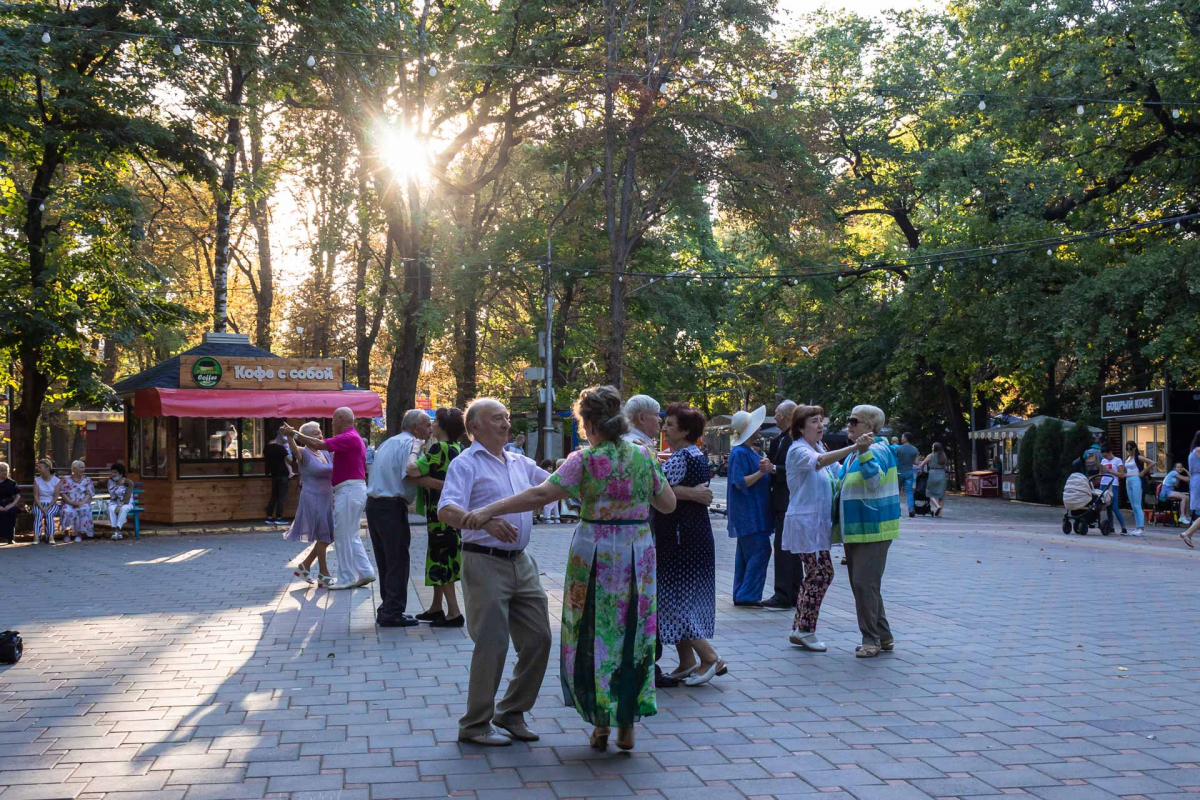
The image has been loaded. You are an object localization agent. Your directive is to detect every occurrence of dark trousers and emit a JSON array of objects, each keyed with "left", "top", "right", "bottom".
[
  {"left": 266, "top": 476, "right": 290, "bottom": 519},
  {"left": 0, "top": 508, "right": 16, "bottom": 543},
  {"left": 771, "top": 511, "right": 804, "bottom": 605},
  {"left": 366, "top": 496, "right": 410, "bottom": 620},
  {"left": 845, "top": 540, "right": 893, "bottom": 646}
]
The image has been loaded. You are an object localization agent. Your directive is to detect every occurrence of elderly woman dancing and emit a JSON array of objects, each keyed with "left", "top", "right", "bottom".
[{"left": 838, "top": 405, "right": 901, "bottom": 658}]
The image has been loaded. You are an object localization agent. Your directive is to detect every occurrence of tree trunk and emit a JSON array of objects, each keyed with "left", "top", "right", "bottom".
[
  {"left": 1042, "top": 360, "right": 1059, "bottom": 417},
  {"left": 940, "top": 381, "right": 972, "bottom": 491},
  {"left": 246, "top": 112, "right": 273, "bottom": 350},
  {"left": 384, "top": 210, "right": 427, "bottom": 435},
  {"left": 455, "top": 284, "right": 480, "bottom": 408},
  {"left": 101, "top": 337, "right": 120, "bottom": 386},
  {"left": 212, "top": 61, "right": 246, "bottom": 333}
]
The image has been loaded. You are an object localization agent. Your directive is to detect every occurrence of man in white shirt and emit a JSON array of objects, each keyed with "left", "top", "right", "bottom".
[
  {"left": 502, "top": 433, "right": 526, "bottom": 454},
  {"left": 438, "top": 399, "right": 551, "bottom": 747},
  {"left": 1098, "top": 444, "right": 1128, "bottom": 535},
  {"left": 366, "top": 410, "right": 431, "bottom": 627}
]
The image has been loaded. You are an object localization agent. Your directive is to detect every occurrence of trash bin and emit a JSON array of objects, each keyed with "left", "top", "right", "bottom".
[{"left": 966, "top": 470, "right": 1001, "bottom": 497}]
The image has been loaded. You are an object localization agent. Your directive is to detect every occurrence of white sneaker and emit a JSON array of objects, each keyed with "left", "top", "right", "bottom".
[
  {"left": 112, "top": 532, "right": 123, "bottom": 540},
  {"left": 1180, "top": 517, "right": 1191, "bottom": 524},
  {"left": 1132, "top": 528, "right": 1144, "bottom": 537}
]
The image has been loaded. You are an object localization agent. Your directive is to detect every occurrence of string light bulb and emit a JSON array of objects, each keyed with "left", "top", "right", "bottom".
[
  {"left": 1109, "top": 236, "right": 1115, "bottom": 244},
  {"left": 172, "top": 40, "right": 182, "bottom": 56},
  {"left": 306, "top": 53, "right": 316, "bottom": 68},
  {"left": 768, "top": 82, "right": 778, "bottom": 100},
  {"left": 1076, "top": 103, "right": 1085, "bottom": 116},
  {"left": 977, "top": 96, "right": 986, "bottom": 111},
  {"left": 1173, "top": 108, "right": 1181, "bottom": 119},
  {"left": 1176, "top": 221, "right": 1182, "bottom": 230},
  {"left": 428, "top": 64, "right": 438, "bottom": 77},
  {"left": 41, "top": 27, "right": 50, "bottom": 44},
  {"left": 1047, "top": 248, "right": 1053, "bottom": 255},
  {"left": 991, "top": 257, "right": 997, "bottom": 265}
]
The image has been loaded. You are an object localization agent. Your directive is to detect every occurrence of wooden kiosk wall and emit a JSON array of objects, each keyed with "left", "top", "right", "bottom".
[{"left": 130, "top": 418, "right": 299, "bottom": 525}]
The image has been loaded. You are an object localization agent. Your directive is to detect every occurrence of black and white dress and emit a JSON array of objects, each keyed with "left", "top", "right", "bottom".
[{"left": 653, "top": 445, "right": 716, "bottom": 644}]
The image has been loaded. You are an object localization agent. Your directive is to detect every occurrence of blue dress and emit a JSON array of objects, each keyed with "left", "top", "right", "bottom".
[
  {"left": 1189, "top": 450, "right": 1200, "bottom": 516},
  {"left": 726, "top": 444, "right": 772, "bottom": 604}
]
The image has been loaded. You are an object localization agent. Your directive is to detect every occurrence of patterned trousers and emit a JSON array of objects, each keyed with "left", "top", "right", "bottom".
[{"left": 792, "top": 550, "right": 834, "bottom": 633}]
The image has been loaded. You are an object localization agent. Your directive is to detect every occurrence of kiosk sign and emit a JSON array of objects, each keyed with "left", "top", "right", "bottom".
[
  {"left": 191, "top": 357, "right": 223, "bottom": 388},
  {"left": 1101, "top": 389, "right": 1165, "bottom": 419},
  {"left": 180, "top": 356, "right": 343, "bottom": 391}
]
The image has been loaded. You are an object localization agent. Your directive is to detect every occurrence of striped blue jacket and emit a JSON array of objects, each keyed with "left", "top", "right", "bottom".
[{"left": 835, "top": 437, "right": 901, "bottom": 544}]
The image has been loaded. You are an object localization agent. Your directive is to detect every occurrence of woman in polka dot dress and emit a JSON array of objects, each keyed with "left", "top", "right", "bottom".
[{"left": 654, "top": 403, "right": 726, "bottom": 687}]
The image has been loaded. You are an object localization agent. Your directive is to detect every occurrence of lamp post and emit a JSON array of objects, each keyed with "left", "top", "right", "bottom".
[
  {"left": 707, "top": 371, "right": 748, "bottom": 410},
  {"left": 541, "top": 168, "right": 602, "bottom": 461}
]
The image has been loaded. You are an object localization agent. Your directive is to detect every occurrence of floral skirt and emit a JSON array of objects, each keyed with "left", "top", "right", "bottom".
[
  {"left": 425, "top": 521, "right": 461, "bottom": 586},
  {"left": 560, "top": 521, "right": 657, "bottom": 727}
]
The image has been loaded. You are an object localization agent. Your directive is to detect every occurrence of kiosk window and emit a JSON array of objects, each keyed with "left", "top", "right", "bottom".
[
  {"left": 140, "top": 418, "right": 161, "bottom": 478},
  {"left": 1122, "top": 423, "right": 1168, "bottom": 475},
  {"left": 177, "top": 418, "right": 267, "bottom": 478}
]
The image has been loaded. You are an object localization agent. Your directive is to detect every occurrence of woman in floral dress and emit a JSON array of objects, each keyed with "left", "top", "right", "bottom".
[
  {"left": 60, "top": 460, "right": 96, "bottom": 542},
  {"left": 409, "top": 407, "right": 465, "bottom": 627},
  {"left": 462, "top": 385, "right": 676, "bottom": 752}
]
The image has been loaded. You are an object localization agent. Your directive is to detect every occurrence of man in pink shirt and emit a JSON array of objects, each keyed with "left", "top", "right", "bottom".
[{"left": 281, "top": 408, "right": 376, "bottom": 589}]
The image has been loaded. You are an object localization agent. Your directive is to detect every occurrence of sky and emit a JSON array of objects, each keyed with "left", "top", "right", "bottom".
[{"left": 774, "top": 0, "right": 935, "bottom": 29}]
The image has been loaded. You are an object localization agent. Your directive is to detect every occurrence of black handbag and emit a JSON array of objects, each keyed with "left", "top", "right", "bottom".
[{"left": 0, "top": 631, "right": 22, "bottom": 664}]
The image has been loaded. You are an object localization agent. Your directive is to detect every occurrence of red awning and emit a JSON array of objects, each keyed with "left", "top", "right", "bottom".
[{"left": 133, "top": 388, "right": 382, "bottom": 419}]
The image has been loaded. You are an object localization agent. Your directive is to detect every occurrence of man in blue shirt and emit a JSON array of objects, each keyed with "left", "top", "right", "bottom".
[{"left": 894, "top": 433, "right": 919, "bottom": 518}]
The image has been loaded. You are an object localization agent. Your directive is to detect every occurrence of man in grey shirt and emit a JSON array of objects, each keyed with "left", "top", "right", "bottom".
[{"left": 895, "top": 432, "right": 919, "bottom": 518}]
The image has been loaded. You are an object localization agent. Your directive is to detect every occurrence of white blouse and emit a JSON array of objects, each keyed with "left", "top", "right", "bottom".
[
  {"left": 35, "top": 475, "right": 60, "bottom": 504},
  {"left": 782, "top": 438, "right": 839, "bottom": 554}
]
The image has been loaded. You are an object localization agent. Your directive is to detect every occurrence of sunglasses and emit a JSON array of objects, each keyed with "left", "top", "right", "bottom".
[{"left": 846, "top": 417, "right": 860, "bottom": 426}]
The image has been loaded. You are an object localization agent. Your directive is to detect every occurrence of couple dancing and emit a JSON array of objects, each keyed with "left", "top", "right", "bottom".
[{"left": 438, "top": 386, "right": 676, "bottom": 752}]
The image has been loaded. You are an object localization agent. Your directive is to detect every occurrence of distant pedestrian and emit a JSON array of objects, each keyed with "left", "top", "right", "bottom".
[
  {"left": 1098, "top": 444, "right": 1128, "bottom": 535},
  {"left": 59, "top": 461, "right": 95, "bottom": 542},
  {"left": 32, "top": 458, "right": 61, "bottom": 544},
  {"left": 281, "top": 422, "right": 335, "bottom": 587},
  {"left": 727, "top": 406, "right": 773, "bottom": 607},
  {"left": 0, "top": 462, "right": 20, "bottom": 545},
  {"left": 264, "top": 428, "right": 292, "bottom": 524},
  {"left": 1158, "top": 461, "right": 1190, "bottom": 524},
  {"left": 1178, "top": 431, "right": 1200, "bottom": 549},
  {"left": 1123, "top": 441, "right": 1152, "bottom": 537},
  {"left": 917, "top": 442, "right": 949, "bottom": 517},
  {"left": 894, "top": 433, "right": 919, "bottom": 518},
  {"left": 537, "top": 460, "right": 560, "bottom": 522},
  {"left": 838, "top": 405, "right": 901, "bottom": 658},
  {"left": 503, "top": 433, "right": 526, "bottom": 455}
]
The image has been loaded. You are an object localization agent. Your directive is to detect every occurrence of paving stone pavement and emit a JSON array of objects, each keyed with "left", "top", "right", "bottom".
[{"left": 3, "top": 496, "right": 1200, "bottom": 800}]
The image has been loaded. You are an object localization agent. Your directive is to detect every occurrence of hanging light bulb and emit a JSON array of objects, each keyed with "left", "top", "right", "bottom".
[
  {"left": 1172, "top": 107, "right": 1181, "bottom": 119},
  {"left": 172, "top": 40, "right": 182, "bottom": 56},
  {"left": 428, "top": 64, "right": 438, "bottom": 77},
  {"left": 307, "top": 53, "right": 316, "bottom": 68},
  {"left": 618, "top": 275, "right": 624, "bottom": 282},
  {"left": 157, "top": 226, "right": 164, "bottom": 236},
  {"left": 461, "top": 263, "right": 466, "bottom": 270},
  {"left": 978, "top": 96, "right": 987, "bottom": 111},
  {"left": 991, "top": 257, "right": 997, "bottom": 265},
  {"left": 1176, "top": 221, "right": 1182, "bottom": 230},
  {"left": 38, "top": 203, "right": 45, "bottom": 212},
  {"left": 584, "top": 271, "right": 590, "bottom": 277},
  {"left": 1047, "top": 248, "right": 1053, "bottom": 255},
  {"left": 1076, "top": 103, "right": 1085, "bottom": 116},
  {"left": 768, "top": 82, "right": 778, "bottom": 101},
  {"left": 41, "top": 28, "right": 51, "bottom": 44}
]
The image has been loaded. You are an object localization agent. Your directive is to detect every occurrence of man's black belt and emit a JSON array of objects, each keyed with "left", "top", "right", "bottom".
[{"left": 463, "top": 542, "right": 524, "bottom": 559}]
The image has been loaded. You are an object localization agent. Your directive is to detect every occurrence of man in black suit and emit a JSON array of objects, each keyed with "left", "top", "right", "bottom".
[{"left": 763, "top": 400, "right": 803, "bottom": 609}]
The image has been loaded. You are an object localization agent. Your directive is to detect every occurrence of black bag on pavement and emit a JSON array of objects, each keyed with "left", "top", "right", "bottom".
[{"left": 0, "top": 631, "right": 22, "bottom": 664}]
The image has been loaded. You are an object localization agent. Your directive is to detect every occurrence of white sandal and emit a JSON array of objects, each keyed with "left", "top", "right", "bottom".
[{"left": 665, "top": 664, "right": 699, "bottom": 680}]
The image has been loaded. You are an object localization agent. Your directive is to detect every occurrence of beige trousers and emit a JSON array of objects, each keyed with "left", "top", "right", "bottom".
[{"left": 459, "top": 550, "right": 552, "bottom": 737}]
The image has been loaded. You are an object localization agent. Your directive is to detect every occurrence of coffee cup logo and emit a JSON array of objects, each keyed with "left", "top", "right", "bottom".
[{"left": 192, "top": 357, "right": 223, "bottom": 388}]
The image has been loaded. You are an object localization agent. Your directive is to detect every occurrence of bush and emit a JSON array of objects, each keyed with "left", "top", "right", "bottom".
[
  {"left": 1017, "top": 424, "right": 1040, "bottom": 502},
  {"left": 1033, "top": 419, "right": 1065, "bottom": 504},
  {"left": 1061, "top": 423, "right": 1095, "bottom": 481}
]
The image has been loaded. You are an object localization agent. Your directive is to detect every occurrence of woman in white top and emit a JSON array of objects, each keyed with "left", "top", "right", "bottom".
[
  {"left": 783, "top": 405, "right": 861, "bottom": 651},
  {"left": 33, "top": 458, "right": 62, "bottom": 544},
  {"left": 59, "top": 460, "right": 96, "bottom": 542},
  {"left": 106, "top": 462, "right": 135, "bottom": 539},
  {"left": 1123, "top": 442, "right": 1152, "bottom": 537}
]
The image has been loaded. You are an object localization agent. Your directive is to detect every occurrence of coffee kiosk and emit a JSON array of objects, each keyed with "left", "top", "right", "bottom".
[
  {"left": 113, "top": 332, "right": 382, "bottom": 524},
  {"left": 1100, "top": 389, "right": 1200, "bottom": 476}
]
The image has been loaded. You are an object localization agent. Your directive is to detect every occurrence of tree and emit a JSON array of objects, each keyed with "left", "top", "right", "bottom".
[
  {"left": 1061, "top": 423, "right": 1096, "bottom": 486},
  {"left": 0, "top": 6, "right": 210, "bottom": 480},
  {"left": 1017, "top": 425, "right": 1040, "bottom": 503},
  {"left": 1033, "top": 419, "right": 1065, "bottom": 504}
]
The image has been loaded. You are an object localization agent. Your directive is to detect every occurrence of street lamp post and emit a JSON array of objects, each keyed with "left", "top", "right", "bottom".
[
  {"left": 707, "top": 371, "right": 748, "bottom": 410},
  {"left": 541, "top": 168, "right": 601, "bottom": 461}
]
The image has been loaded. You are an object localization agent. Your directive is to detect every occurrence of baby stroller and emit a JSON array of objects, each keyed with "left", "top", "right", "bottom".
[
  {"left": 1061, "top": 472, "right": 1113, "bottom": 536},
  {"left": 912, "top": 471, "right": 933, "bottom": 516}
]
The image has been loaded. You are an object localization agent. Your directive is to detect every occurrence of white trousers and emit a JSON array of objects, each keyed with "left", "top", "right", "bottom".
[
  {"left": 108, "top": 502, "right": 134, "bottom": 531},
  {"left": 332, "top": 480, "right": 375, "bottom": 585}
]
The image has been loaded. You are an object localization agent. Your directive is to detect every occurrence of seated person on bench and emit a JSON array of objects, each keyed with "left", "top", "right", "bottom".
[{"left": 1159, "top": 462, "right": 1191, "bottom": 523}]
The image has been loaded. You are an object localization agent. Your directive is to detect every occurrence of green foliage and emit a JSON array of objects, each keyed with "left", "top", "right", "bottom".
[
  {"left": 1017, "top": 424, "right": 1040, "bottom": 503},
  {"left": 1033, "top": 419, "right": 1065, "bottom": 504},
  {"left": 1061, "top": 423, "right": 1097, "bottom": 484}
]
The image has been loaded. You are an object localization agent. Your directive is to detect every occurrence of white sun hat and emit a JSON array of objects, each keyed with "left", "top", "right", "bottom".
[{"left": 730, "top": 405, "right": 767, "bottom": 448}]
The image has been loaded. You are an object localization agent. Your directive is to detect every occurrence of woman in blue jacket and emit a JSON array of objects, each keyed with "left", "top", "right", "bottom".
[{"left": 726, "top": 407, "right": 774, "bottom": 606}]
